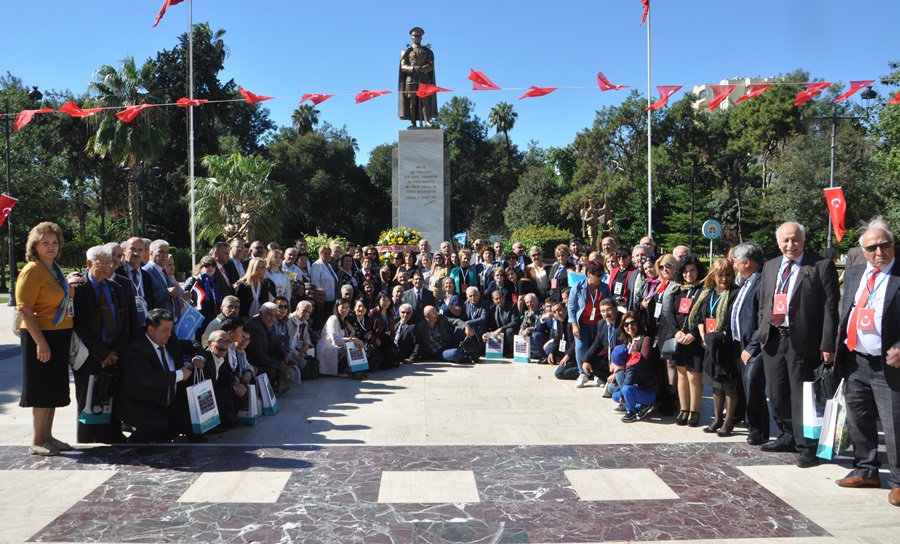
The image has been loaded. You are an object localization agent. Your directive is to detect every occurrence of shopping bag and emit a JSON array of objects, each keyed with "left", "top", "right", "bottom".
[
  {"left": 802, "top": 380, "right": 823, "bottom": 439},
  {"left": 513, "top": 335, "right": 530, "bottom": 363},
  {"left": 236, "top": 382, "right": 260, "bottom": 426},
  {"left": 257, "top": 373, "right": 280, "bottom": 415},
  {"left": 346, "top": 343, "right": 369, "bottom": 373},
  {"left": 174, "top": 304, "right": 205, "bottom": 341},
  {"left": 817, "top": 379, "right": 850, "bottom": 460},
  {"left": 78, "top": 374, "right": 113, "bottom": 425},
  {"left": 485, "top": 334, "right": 504, "bottom": 359},
  {"left": 186, "top": 370, "right": 221, "bottom": 434},
  {"left": 285, "top": 365, "right": 302, "bottom": 385}
]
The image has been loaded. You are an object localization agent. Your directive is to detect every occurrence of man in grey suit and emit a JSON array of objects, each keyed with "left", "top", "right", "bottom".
[
  {"left": 834, "top": 220, "right": 900, "bottom": 506},
  {"left": 757, "top": 222, "right": 840, "bottom": 468},
  {"left": 731, "top": 242, "right": 769, "bottom": 446}
]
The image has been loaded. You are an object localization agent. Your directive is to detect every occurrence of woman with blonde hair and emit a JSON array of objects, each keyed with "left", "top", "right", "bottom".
[
  {"left": 16, "top": 222, "right": 73, "bottom": 456},
  {"left": 234, "top": 257, "right": 276, "bottom": 319},
  {"left": 265, "top": 249, "right": 292, "bottom": 299}
]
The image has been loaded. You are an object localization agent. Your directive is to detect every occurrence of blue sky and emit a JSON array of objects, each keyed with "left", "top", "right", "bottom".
[{"left": 5, "top": 0, "right": 899, "bottom": 164}]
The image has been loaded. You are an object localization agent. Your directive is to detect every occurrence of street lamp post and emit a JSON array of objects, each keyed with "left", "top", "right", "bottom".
[
  {"left": 675, "top": 163, "right": 711, "bottom": 253},
  {"left": 4, "top": 86, "right": 42, "bottom": 306}
]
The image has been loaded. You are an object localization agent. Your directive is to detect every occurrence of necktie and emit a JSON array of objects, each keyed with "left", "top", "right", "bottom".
[
  {"left": 131, "top": 268, "right": 140, "bottom": 287},
  {"left": 771, "top": 260, "right": 793, "bottom": 327},
  {"left": 99, "top": 282, "right": 116, "bottom": 339},
  {"left": 846, "top": 268, "right": 879, "bottom": 352},
  {"left": 159, "top": 346, "right": 173, "bottom": 405},
  {"left": 731, "top": 279, "right": 751, "bottom": 339},
  {"left": 416, "top": 290, "right": 422, "bottom": 306},
  {"left": 395, "top": 323, "right": 405, "bottom": 345},
  {"left": 162, "top": 268, "right": 173, "bottom": 288}
]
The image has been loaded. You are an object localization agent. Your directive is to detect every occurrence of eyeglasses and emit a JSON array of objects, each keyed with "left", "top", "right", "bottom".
[
  {"left": 862, "top": 241, "right": 893, "bottom": 252},
  {"left": 622, "top": 321, "right": 638, "bottom": 328},
  {"left": 202, "top": 263, "right": 216, "bottom": 268},
  {"left": 277, "top": 305, "right": 289, "bottom": 310},
  {"left": 399, "top": 310, "right": 411, "bottom": 314}
]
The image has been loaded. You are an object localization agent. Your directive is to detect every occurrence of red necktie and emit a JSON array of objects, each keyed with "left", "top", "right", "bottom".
[{"left": 846, "top": 268, "right": 879, "bottom": 352}]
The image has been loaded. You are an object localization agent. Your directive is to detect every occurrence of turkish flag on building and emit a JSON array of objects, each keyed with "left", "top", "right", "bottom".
[
  {"left": 646, "top": 86, "right": 682, "bottom": 111},
  {"left": 153, "top": 0, "right": 184, "bottom": 28},
  {"left": 0, "top": 194, "right": 19, "bottom": 229},
  {"left": 824, "top": 187, "right": 847, "bottom": 242}
]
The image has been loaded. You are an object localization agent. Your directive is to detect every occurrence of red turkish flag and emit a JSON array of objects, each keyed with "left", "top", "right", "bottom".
[
  {"left": 59, "top": 101, "right": 102, "bottom": 118},
  {"left": 646, "top": 86, "right": 682, "bottom": 111},
  {"left": 416, "top": 84, "right": 452, "bottom": 98},
  {"left": 519, "top": 86, "right": 557, "bottom": 100},
  {"left": 834, "top": 80, "right": 875, "bottom": 103},
  {"left": 793, "top": 82, "right": 832, "bottom": 106},
  {"left": 153, "top": 0, "right": 184, "bottom": 28},
  {"left": 14, "top": 109, "right": 54, "bottom": 131},
  {"left": 176, "top": 98, "right": 209, "bottom": 107},
  {"left": 890, "top": 92, "right": 900, "bottom": 106},
  {"left": 300, "top": 94, "right": 335, "bottom": 105},
  {"left": 733, "top": 84, "right": 773, "bottom": 106},
  {"left": 116, "top": 104, "right": 153, "bottom": 123},
  {"left": 355, "top": 90, "right": 391, "bottom": 104},
  {"left": 0, "top": 194, "right": 18, "bottom": 228},
  {"left": 239, "top": 86, "right": 274, "bottom": 104},
  {"left": 823, "top": 187, "right": 847, "bottom": 242},
  {"left": 640, "top": 0, "right": 650, "bottom": 24},
  {"left": 467, "top": 69, "right": 501, "bottom": 91},
  {"left": 597, "top": 71, "right": 627, "bottom": 91},
  {"left": 707, "top": 85, "right": 736, "bottom": 111}
]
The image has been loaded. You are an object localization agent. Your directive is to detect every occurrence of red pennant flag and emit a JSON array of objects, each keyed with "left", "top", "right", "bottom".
[
  {"left": 467, "top": 69, "right": 501, "bottom": 91},
  {"left": 833, "top": 80, "right": 875, "bottom": 103},
  {"left": 355, "top": 90, "right": 391, "bottom": 104},
  {"left": 176, "top": 97, "right": 209, "bottom": 107},
  {"left": 519, "top": 86, "right": 557, "bottom": 100},
  {"left": 416, "top": 83, "right": 452, "bottom": 98},
  {"left": 239, "top": 86, "right": 274, "bottom": 104},
  {"left": 0, "top": 194, "right": 18, "bottom": 229},
  {"left": 889, "top": 92, "right": 900, "bottom": 106},
  {"left": 14, "top": 108, "right": 54, "bottom": 131},
  {"left": 152, "top": 0, "right": 184, "bottom": 28},
  {"left": 707, "top": 85, "right": 737, "bottom": 111},
  {"left": 59, "top": 101, "right": 102, "bottom": 118},
  {"left": 300, "top": 93, "right": 335, "bottom": 105},
  {"left": 116, "top": 104, "right": 153, "bottom": 123},
  {"left": 646, "top": 86, "right": 682, "bottom": 111},
  {"left": 823, "top": 187, "right": 847, "bottom": 242},
  {"left": 733, "top": 84, "right": 773, "bottom": 106},
  {"left": 640, "top": 0, "right": 650, "bottom": 25},
  {"left": 597, "top": 71, "right": 627, "bottom": 91},
  {"left": 793, "top": 82, "right": 832, "bottom": 106}
]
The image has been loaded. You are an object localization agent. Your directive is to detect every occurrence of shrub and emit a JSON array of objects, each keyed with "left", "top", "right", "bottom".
[
  {"left": 58, "top": 233, "right": 102, "bottom": 269},
  {"left": 302, "top": 232, "right": 351, "bottom": 255},
  {"left": 509, "top": 225, "right": 575, "bottom": 258}
]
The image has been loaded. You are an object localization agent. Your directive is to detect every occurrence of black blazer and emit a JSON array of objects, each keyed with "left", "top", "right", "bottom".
[
  {"left": 116, "top": 266, "right": 154, "bottom": 315},
  {"left": 111, "top": 273, "right": 142, "bottom": 341},
  {"left": 119, "top": 334, "right": 186, "bottom": 411},
  {"left": 402, "top": 287, "right": 436, "bottom": 324},
  {"left": 234, "top": 278, "right": 276, "bottom": 319},
  {"left": 73, "top": 276, "right": 131, "bottom": 372},
  {"left": 486, "top": 301, "right": 521, "bottom": 334},
  {"left": 244, "top": 315, "right": 285, "bottom": 376},
  {"left": 757, "top": 252, "right": 840, "bottom": 357},
  {"left": 732, "top": 270, "right": 763, "bottom": 363},
  {"left": 223, "top": 259, "right": 242, "bottom": 286},
  {"left": 213, "top": 265, "right": 234, "bottom": 297},
  {"left": 203, "top": 350, "right": 238, "bottom": 403},
  {"left": 835, "top": 262, "right": 900, "bottom": 388},
  {"left": 394, "top": 320, "right": 416, "bottom": 360}
]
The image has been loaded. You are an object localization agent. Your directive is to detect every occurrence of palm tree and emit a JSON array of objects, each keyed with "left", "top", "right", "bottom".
[
  {"left": 86, "top": 56, "right": 168, "bottom": 235},
  {"left": 195, "top": 153, "right": 286, "bottom": 244},
  {"left": 488, "top": 101, "right": 518, "bottom": 169},
  {"left": 292, "top": 104, "right": 320, "bottom": 136}
]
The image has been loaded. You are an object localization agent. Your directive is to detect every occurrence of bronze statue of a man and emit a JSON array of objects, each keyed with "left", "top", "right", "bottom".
[{"left": 398, "top": 26, "right": 437, "bottom": 128}]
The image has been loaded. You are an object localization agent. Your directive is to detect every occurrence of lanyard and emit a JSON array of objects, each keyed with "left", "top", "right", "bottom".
[
  {"left": 777, "top": 260, "right": 798, "bottom": 294},
  {"left": 587, "top": 286, "right": 599, "bottom": 306},
  {"left": 43, "top": 261, "right": 70, "bottom": 326},
  {"left": 864, "top": 269, "right": 890, "bottom": 309},
  {"left": 607, "top": 324, "right": 614, "bottom": 347},
  {"left": 708, "top": 290, "right": 723, "bottom": 314}
]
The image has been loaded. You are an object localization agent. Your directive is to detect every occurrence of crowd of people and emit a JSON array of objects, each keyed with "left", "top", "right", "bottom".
[{"left": 14, "top": 220, "right": 900, "bottom": 506}]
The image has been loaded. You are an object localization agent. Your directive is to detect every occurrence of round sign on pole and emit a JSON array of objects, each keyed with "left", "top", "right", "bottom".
[{"left": 702, "top": 220, "right": 722, "bottom": 240}]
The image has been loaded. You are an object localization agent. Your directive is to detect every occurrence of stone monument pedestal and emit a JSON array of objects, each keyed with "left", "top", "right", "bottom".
[{"left": 392, "top": 129, "right": 450, "bottom": 247}]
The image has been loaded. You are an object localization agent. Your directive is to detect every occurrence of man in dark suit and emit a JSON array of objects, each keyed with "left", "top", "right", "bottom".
[
  {"left": 731, "top": 242, "right": 769, "bottom": 446},
  {"left": 460, "top": 287, "right": 489, "bottom": 340},
  {"left": 203, "top": 330, "right": 247, "bottom": 429},
  {"left": 210, "top": 241, "right": 235, "bottom": 297},
  {"left": 833, "top": 221, "right": 900, "bottom": 506},
  {"left": 73, "top": 245, "right": 131, "bottom": 444},
  {"left": 394, "top": 303, "right": 416, "bottom": 363},
  {"left": 142, "top": 240, "right": 178, "bottom": 314},
  {"left": 757, "top": 222, "right": 840, "bottom": 467},
  {"left": 118, "top": 237, "right": 153, "bottom": 327},
  {"left": 244, "top": 302, "right": 293, "bottom": 389},
  {"left": 223, "top": 238, "right": 246, "bottom": 285},
  {"left": 483, "top": 289, "right": 521, "bottom": 358},
  {"left": 402, "top": 272, "right": 436, "bottom": 324},
  {"left": 118, "top": 309, "right": 205, "bottom": 443},
  {"left": 107, "top": 242, "right": 141, "bottom": 343},
  {"left": 411, "top": 306, "right": 469, "bottom": 363}
]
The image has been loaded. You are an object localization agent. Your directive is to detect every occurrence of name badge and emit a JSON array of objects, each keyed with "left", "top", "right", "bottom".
[
  {"left": 135, "top": 297, "right": 147, "bottom": 314},
  {"left": 678, "top": 298, "right": 692, "bottom": 314},
  {"left": 550, "top": 278, "right": 558, "bottom": 290},
  {"left": 857, "top": 307, "right": 875, "bottom": 331},
  {"left": 654, "top": 303, "right": 662, "bottom": 319},
  {"left": 559, "top": 339, "right": 567, "bottom": 352},
  {"left": 613, "top": 282, "right": 623, "bottom": 296},
  {"left": 773, "top": 294, "right": 787, "bottom": 316},
  {"left": 511, "top": 293, "right": 519, "bottom": 304},
  {"left": 590, "top": 307, "right": 596, "bottom": 321},
  {"left": 461, "top": 283, "right": 468, "bottom": 292},
  {"left": 618, "top": 306, "right": 627, "bottom": 315},
  {"left": 67, "top": 298, "right": 75, "bottom": 317},
  {"left": 705, "top": 318, "right": 717, "bottom": 332}
]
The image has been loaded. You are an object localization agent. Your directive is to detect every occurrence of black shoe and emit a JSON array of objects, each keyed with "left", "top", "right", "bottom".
[
  {"left": 703, "top": 420, "right": 724, "bottom": 433},
  {"left": 613, "top": 404, "right": 626, "bottom": 412},
  {"left": 747, "top": 434, "right": 767, "bottom": 446},
  {"left": 760, "top": 436, "right": 796, "bottom": 452},
  {"left": 716, "top": 424, "right": 734, "bottom": 438},
  {"left": 675, "top": 410, "right": 689, "bottom": 426},
  {"left": 637, "top": 403, "right": 657, "bottom": 421},
  {"left": 796, "top": 451, "right": 819, "bottom": 468},
  {"left": 621, "top": 412, "right": 638, "bottom": 423},
  {"left": 687, "top": 411, "right": 701, "bottom": 427}
]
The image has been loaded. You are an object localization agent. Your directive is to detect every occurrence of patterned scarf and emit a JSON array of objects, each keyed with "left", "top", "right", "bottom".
[{"left": 688, "top": 287, "right": 732, "bottom": 333}]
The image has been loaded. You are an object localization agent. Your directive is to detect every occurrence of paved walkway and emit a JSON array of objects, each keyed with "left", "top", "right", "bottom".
[{"left": 0, "top": 304, "right": 896, "bottom": 543}]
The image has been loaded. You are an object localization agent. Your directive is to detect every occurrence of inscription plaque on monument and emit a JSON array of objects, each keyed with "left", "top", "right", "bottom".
[{"left": 392, "top": 129, "right": 450, "bottom": 246}]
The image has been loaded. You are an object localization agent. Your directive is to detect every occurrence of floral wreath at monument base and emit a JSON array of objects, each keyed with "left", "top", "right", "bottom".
[{"left": 376, "top": 227, "right": 421, "bottom": 265}]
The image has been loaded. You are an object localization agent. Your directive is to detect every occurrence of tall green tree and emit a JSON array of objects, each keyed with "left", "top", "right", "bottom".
[
  {"left": 488, "top": 101, "right": 518, "bottom": 169},
  {"left": 292, "top": 104, "right": 320, "bottom": 136},
  {"left": 87, "top": 56, "right": 168, "bottom": 236}
]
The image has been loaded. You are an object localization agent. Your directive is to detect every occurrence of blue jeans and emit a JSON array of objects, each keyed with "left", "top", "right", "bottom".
[
  {"left": 613, "top": 385, "right": 657, "bottom": 413},
  {"left": 574, "top": 322, "right": 599, "bottom": 375},
  {"left": 439, "top": 328, "right": 469, "bottom": 363},
  {"left": 532, "top": 331, "right": 550, "bottom": 358},
  {"left": 606, "top": 370, "right": 625, "bottom": 396}
]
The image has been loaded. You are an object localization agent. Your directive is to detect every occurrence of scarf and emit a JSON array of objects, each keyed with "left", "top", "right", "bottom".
[
  {"left": 688, "top": 287, "right": 732, "bottom": 333},
  {"left": 44, "top": 261, "right": 70, "bottom": 327}
]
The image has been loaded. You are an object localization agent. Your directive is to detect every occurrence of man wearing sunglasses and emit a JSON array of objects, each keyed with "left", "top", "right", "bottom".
[{"left": 834, "top": 220, "right": 900, "bottom": 506}]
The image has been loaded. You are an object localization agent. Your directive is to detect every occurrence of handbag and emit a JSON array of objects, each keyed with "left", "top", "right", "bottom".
[
  {"left": 660, "top": 337, "right": 681, "bottom": 357},
  {"left": 78, "top": 374, "right": 113, "bottom": 425},
  {"left": 69, "top": 331, "right": 90, "bottom": 371},
  {"left": 12, "top": 311, "right": 23, "bottom": 338}
]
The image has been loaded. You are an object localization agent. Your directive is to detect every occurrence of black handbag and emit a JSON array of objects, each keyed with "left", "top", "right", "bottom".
[
  {"left": 96, "top": 364, "right": 123, "bottom": 399},
  {"left": 660, "top": 337, "right": 681, "bottom": 357}
]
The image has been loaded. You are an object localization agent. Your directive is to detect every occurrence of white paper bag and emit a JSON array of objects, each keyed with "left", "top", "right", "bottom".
[
  {"left": 78, "top": 374, "right": 113, "bottom": 425},
  {"left": 236, "top": 383, "right": 260, "bottom": 426},
  {"left": 513, "top": 335, "right": 530, "bottom": 363},
  {"left": 257, "top": 373, "right": 280, "bottom": 415},
  {"left": 485, "top": 334, "right": 504, "bottom": 359},
  {"left": 802, "top": 380, "right": 823, "bottom": 439},
  {"left": 346, "top": 343, "right": 369, "bottom": 373},
  {"left": 285, "top": 364, "right": 302, "bottom": 384},
  {"left": 186, "top": 371, "right": 221, "bottom": 434}
]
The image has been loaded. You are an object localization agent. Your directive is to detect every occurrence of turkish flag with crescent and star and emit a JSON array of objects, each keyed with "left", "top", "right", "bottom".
[
  {"left": 824, "top": 187, "right": 846, "bottom": 242},
  {"left": 0, "top": 194, "right": 19, "bottom": 229}
]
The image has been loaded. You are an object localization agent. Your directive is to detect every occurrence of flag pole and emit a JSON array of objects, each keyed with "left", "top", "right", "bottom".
[
  {"left": 646, "top": 3, "right": 652, "bottom": 239},
  {"left": 188, "top": 0, "right": 197, "bottom": 269}
]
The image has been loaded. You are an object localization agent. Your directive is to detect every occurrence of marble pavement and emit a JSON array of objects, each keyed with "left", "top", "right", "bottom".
[{"left": 0, "top": 304, "right": 896, "bottom": 543}]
